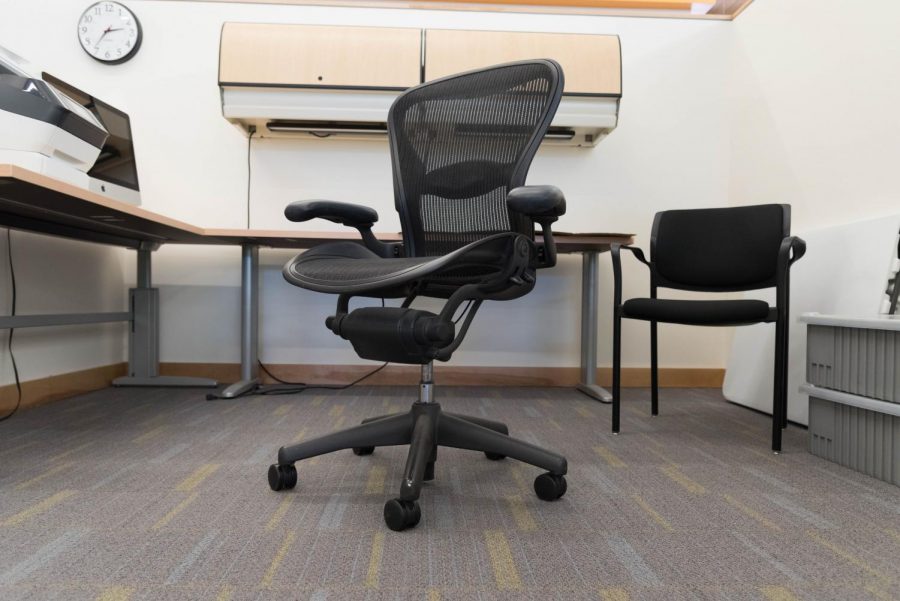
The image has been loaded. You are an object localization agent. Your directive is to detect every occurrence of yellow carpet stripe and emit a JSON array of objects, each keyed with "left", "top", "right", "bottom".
[
  {"left": 261, "top": 529, "right": 296, "bottom": 589},
  {"left": 426, "top": 587, "right": 441, "bottom": 601},
  {"left": 759, "top": 586, "right": 798, "bottom": 601},
  {"left": 484, "top": 530, "right": 522, "bottom": 590},
  {"left": 272, "top": 403, "right": 291, "bottom": 417},
  {"left": 328, "top": 404, "right": 344, "bottom": 417},
  {"left": 132, "top": 425, "right": 167, "bottom": 444},
  {"left": 722, "top": 494, "right": 781, "bottom": 532},
  {"left": 510, "top": 465, "right": 530, "bottom": 493},
  {"left": 2, "top": 489, "right": 78, "bottom": 527},
  {"left": 1, "top": 489, "right": 77, "bottom": 526},
  {"left": 575, "top": 405, "right": 596, "bottom": 419},
  {"left": 365, "top": 531, "right": 385, "bottom": 589},
  {"left": 15, "top": 461, "right": 73, "bottom": 490},
  {"left": 593, "top": 446, "right": 626, "bottom": 468},
  {"left": 599, "top": 587, "right": 629, "bottom": 601},
  {"left": 266, "top": 496, "right": 294, "bottom": 532},
  {"left": 153, "top": 492, "right": 199, "bottom": 530},
  {"left": 548, "top": 418, "right": 563, "bottom": 431},
  {"left": 365, "top": 465, "right": 387, "bottom": 495},
  {"left": 215, "top": 584, "right": 234, "bottom": 601},
  {"left": 50, "top": 441, "right": 96, "bottom": 462},
  {"left": 887, "top": 528, "right": 900, "bottom": 544},
  {"left": 806, "top": 529, "right": 890, "bottom": 583},
  {"left": 333, "top": 416, "right": 347, "bottom": 429},
  {"left": 643, "top": 445, "right": 678, "bottom": 467},
  {"left": 631, "top": 494, "right": 674, "bottom": 532},
  {"left": 506, "top": 495, "right": 537, "bottom": 532},
  {"left": 95, "top": 586, "right": 133, "bottom": 601},
  {"left": 863, "top": 582, "right": 894, "bottom": 601},
  {"left": 311, "top": 396, "right": 324, "bottom": 407},
  {"left": 291, "top": 427, "right": 308, "bottom": 443},
  {"left": 660, "top": 465, "right": 707, "bottom": 495},
  {"left": 176, "top": 463, "right": 220, "bottom": 492}
]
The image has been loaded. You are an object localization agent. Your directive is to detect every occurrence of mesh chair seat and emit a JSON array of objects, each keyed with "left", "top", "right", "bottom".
[
  {"left": 284, "top": 235, "right": 514, "bottom": 294},
  {"left": 621, "top": 298, "right": 775, "bottom": 326}
]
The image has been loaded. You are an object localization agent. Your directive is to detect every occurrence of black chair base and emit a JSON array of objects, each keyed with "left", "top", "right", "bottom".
[{"left": 269, "top": 400, "right": 568, "bottom": 531}]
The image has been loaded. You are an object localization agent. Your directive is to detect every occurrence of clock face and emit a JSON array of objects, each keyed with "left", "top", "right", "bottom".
[{"left": 78, "top": 2, "right": 142, "bottom": 64}]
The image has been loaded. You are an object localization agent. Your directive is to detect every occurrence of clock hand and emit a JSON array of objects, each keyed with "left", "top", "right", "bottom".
[{"left": 94, "top": 26, "right": 112, "bottom": 49}]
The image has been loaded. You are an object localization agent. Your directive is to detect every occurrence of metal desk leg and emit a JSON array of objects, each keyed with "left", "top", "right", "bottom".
[
  {"left": 220, "top": 244, "right": 261, "bottom": 398},
  {"left": 576, "top": 250, "right": 612, "bottom": 403},
  {"left": 113, "top": 244, "right": 218, "bottom": 388}
]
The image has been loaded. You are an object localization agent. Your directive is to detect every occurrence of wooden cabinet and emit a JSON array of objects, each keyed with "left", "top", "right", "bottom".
[
  {"left": 219, "top": 23, "right": 422, "bottom": 89},
  {"left": 424, "top": 29, "right": 621, "bottom": 96}
]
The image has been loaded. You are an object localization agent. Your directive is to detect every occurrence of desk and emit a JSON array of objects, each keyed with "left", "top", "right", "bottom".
[{"left": 0, "top": 164, "right": 633, "bottom": 401}]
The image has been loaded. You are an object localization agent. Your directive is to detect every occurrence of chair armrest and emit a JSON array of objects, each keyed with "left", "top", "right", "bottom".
[
  {"left": 610, "top": 244, "right": 652, "bottom": 309},
  {"left": 508, "top": 186, "right": 565, "bottom": 268},
  {"left": 507, "top": 186, "right": 566, "bottom": 220},
  {"left": 284, "top": 200, "right": 400, "bottom": 258},
  {"left": 284, "top": 200, "right": 378, "bottom": 228}
]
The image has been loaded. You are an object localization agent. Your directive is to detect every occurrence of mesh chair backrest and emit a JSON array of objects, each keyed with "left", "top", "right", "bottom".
[
  {"left": 651, "top": 204, "right": 790, "bottom": 291},
  {"left": 388, "top": 60, "right": 563, "bottom": 257}
]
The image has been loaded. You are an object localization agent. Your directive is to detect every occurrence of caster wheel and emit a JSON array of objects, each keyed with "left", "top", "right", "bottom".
[
  {"left": 534, "top": 472, "right": 566, "bottom": 501},
  {"left": 383, "top": 498, "right": 421, "bottom": 531},
  {"left": 353, "top": 446, "right": 375, "bottom": 456},
  {"left": 484, "top": 452, "right": 506, "bottom": 461},
  {"left": 268, "top": 464, "right": 297, "bottom": 491}
]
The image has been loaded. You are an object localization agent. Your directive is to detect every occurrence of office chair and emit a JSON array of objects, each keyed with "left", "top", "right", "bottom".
[
  {"left": 610, "top": 204, "right": 806, "bottom": 453},
  {"left": 267, "top": 60, "right": 570, "bottom": 531}
]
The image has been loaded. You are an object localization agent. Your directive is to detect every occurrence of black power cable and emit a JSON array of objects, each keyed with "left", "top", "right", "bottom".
[{"left": 0, "top": 229, "right": 22, "bottom": 422}]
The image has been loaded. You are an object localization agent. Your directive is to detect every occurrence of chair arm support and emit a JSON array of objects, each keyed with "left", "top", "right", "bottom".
[
  {"left": 610, "top": 244, "right": 652, "bottom": 311},
  {"left": 775, "top": 236, "right": 806, "bottom": 312},
  {"left": 283, "top": 200, "right": 399, "bottom": 258},
  {"left": 508, "top": 186, "right": 566, "bottom": 268}
]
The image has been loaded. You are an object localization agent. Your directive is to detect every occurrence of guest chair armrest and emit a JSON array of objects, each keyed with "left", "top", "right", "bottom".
[
  {"left": 508, "top": 186, "right": 566, "bottom": 268},
  {"left": 284, "top": 200, "right": 400, "bottom": 258},
  {"left": 610, "top": 244, "right": 652, "bottom": 309}
]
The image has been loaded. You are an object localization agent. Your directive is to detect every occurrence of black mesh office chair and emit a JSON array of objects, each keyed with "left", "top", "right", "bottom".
[
  {"left": 267, "top": 61, "right": 570, "bottom": 531},
  {"left": 610, "top": 204, "right": 806, "bottom": 453}
]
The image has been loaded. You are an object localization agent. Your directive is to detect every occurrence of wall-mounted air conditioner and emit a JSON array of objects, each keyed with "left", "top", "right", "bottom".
[{"left": 219, "top": 24, "right": 621, "bottom": 148}]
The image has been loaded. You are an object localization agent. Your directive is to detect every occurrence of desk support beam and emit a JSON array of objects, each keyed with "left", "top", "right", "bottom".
[
  {"left": 113, "top": 244, "right": 217, "bottom": 388},
  {"left": 577, "top": 250, "right": 612, "bottom": 403},
  {"left": 220, "top": 243, "right": 261, "bottom": 398}
]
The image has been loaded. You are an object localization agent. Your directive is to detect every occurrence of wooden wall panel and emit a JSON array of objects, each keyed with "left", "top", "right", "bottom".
[
  {"left": 425, "top": 29, "right": 621, "bottom": 95},
  {"left": 220, "top": 23, "right": 422, "bottom": 88}
]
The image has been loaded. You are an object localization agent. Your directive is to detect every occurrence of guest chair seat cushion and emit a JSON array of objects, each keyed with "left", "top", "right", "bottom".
[{"left": 621, "top": 298, "right": 774, "bottom": 326}]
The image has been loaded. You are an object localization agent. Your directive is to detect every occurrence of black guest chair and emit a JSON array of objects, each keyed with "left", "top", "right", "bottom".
[
  {"left": 267, "top": 61, "right": 570, "bottom": 531},
  {"left": 610, "top": 204, "right": 806, "bottom": 453}
]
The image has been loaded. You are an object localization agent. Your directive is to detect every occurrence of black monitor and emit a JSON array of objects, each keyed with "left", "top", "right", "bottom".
[{"left": 41, "top": 73, "right": 140, "bottom": 196}]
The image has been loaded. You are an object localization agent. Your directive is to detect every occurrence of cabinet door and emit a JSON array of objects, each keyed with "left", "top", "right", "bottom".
[
  {"left": 425, "top": 29, "right": 621, "bottom": 96},
  {"left": 220, "top": 23, "right": 422, "bottom": 89}
]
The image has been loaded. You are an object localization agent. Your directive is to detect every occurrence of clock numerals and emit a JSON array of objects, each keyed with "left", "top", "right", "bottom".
[{"left": 77, "top": 2, "right": 141, "bottom": 64}]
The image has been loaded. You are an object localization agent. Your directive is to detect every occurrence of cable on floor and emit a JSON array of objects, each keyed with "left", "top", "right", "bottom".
[{"left": 0, "top": 229, "right": 22, "bottom": 422}]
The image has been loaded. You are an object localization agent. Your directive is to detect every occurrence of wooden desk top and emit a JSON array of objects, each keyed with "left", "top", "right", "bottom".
[{"left": 0, "top": 164, "right": 633, "bottom": 252}]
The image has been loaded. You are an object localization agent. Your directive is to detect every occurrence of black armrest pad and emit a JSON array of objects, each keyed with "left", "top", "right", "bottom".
[
  {"left": 284, "top": 200, "right": 378, "bottom": 227},
  {"left": 507, "top": 186, "right": 566, "bottom": 219}
]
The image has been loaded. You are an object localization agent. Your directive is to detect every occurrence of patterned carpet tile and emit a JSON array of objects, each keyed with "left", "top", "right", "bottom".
[{"left": 0, "top": 385, "right": 898, "bottom": 600}]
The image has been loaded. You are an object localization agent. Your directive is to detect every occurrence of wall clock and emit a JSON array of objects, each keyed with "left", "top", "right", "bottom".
[{"left": 77, "top": 2, "right": 142, "bottom": 65}]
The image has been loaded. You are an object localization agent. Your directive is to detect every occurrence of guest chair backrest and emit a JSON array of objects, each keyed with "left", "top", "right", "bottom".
[
  {"left": 650, "top": 204, "right": 791, "bottom": 292},
  {"left": 388, "top": 60, "right": 563, "bottom": 257}
]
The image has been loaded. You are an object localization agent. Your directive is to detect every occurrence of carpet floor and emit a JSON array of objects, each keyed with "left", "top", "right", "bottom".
[{"left": 0, "top": 385, "right": 898, "bottom": 601}]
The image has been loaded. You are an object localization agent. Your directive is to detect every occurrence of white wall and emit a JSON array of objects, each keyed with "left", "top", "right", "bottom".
[
  {"left": 730, "top": 0, "right": 900, "bottom": 229},
  {"left": 0, "top": 0, "right": 736, "bottom": 376},
  {"left": 722, "top": 0, "right": 900, "bottom": 422}
]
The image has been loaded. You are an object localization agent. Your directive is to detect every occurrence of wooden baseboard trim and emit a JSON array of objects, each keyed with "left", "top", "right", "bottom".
[
  {"left": 160, "top": 362, "right": 725, "bottom": 388},
  {"left": 0, "top": 362, "right": 127, "bottom": 413}
]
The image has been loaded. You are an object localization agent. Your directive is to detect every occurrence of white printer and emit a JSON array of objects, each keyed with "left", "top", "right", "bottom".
[{"left": 0, "top": 46, "right": 108, "bottom": 188}]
